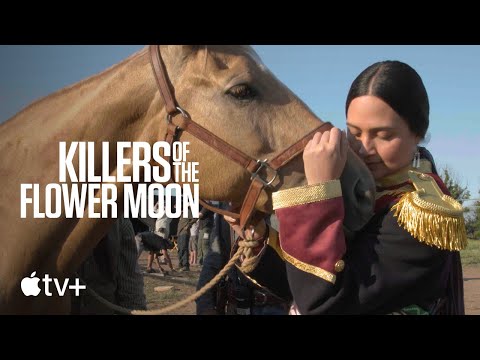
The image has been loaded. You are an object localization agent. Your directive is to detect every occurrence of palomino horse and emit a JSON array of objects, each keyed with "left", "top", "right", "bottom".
[{"left": 0, "top": 45, "right": 375, "bottom": 314}]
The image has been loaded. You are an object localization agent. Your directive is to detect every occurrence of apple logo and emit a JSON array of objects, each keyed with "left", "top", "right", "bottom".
[{"left": 21, "top": 271, "right": 41, "bottom": 296}]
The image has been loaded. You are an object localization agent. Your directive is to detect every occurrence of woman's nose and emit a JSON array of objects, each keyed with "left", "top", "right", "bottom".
[{"left": 357, "top": 138, "right": 375, "bottom": 157}]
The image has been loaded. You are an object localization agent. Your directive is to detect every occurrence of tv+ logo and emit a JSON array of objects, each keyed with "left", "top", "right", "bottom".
[{"left": 21, "top": 272, "right": 86, "bottom": 297}]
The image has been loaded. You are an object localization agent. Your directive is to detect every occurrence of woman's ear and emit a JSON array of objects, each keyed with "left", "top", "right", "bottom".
[{"left": 415, "top": 135, "right": 422, "bottom": 145}]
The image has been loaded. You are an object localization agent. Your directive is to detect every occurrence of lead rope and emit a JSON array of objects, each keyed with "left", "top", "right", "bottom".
[{"left": 79, "top": 232, "right": 260, "bottom": 315}]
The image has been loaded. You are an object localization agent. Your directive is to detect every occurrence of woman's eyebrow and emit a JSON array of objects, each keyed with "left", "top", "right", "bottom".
[{"left": 346, "top": 123, "right": 395, "bottom": 132}]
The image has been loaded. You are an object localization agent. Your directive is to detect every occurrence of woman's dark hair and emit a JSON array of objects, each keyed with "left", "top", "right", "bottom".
[{"left": 345, "top": 60, "right": 429, "bottom": 139}]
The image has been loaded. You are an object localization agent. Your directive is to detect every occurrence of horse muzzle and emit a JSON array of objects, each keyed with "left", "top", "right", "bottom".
[{"left": 341, "top": 150, "right": 376, "bottom": 232}]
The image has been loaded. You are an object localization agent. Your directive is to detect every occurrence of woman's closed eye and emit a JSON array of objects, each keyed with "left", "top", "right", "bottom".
[
  {"left": 347, "top": 133, "right": 362, "bottom": 150},
  {"left": 377, "top": 131, "right": 394, "bottom": 140},
  {"left": 350, "top": 132, "right": 361, "bottom": 138}
]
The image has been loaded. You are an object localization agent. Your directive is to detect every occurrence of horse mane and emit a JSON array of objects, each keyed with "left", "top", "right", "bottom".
[{"left": 58, "top": 47, "right": 148, "bottom": 95}]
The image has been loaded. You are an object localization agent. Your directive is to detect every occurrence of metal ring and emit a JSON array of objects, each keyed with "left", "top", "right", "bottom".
[
  {"left": 166, "top": 106, "right": 189, "bottom": 124},
  {"left": 250, "top": 159, "right": 278, "bottom": 187}
]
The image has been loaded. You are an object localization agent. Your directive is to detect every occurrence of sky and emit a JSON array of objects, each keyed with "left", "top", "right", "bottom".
[{"left": 1, "top": 45, "right": 479, "bottom": 202}]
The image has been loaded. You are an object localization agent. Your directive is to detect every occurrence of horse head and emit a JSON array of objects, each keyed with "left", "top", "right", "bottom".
[{"left": 149, "top": 45, "right": 375, "bottom": 230}]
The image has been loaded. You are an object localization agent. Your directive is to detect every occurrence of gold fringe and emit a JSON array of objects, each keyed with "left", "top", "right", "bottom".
[{"left": 391, "top": 192, "right": 468, "bottom": 251}]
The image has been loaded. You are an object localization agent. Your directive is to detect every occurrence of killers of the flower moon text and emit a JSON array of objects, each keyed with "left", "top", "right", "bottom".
[{"left": 20, "top": 141, "right": 199, "bottom": 219}]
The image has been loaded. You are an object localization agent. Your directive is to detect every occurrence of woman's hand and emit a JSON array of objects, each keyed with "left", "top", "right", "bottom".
[
  {"left": 303, "top": 127, "right": 348, "bottom": 185},
  {"left": 223, "top": 215, "right": 267, "bottom": 243}
]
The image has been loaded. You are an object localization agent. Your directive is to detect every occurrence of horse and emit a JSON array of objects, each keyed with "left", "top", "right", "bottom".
[{"left": 0, "top": 45, "right": 375, "bottom": 314}]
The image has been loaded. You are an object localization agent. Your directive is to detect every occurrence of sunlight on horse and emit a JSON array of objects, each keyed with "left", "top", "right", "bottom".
[{"left": 0, "top": 45, "right": 375, "bottom": 314}]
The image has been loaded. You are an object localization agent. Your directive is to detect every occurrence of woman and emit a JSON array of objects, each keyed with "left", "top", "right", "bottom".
[{"left": 237, "top": 61, "right": 467, "bottom": 314}]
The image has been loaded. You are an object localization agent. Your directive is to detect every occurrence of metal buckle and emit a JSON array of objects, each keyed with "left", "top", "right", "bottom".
[
  {"left": 166, "top": 106, "right": 189, "bottom": 124},
  {"left": 250, "top": 159, "right": 278, "bottom": 187}
]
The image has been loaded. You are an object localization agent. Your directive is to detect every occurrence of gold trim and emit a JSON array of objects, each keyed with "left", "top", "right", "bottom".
[
  {"left": 282, "top": 250, "right": 336, "bottom": 284},
  {"left": 241, "top": 271, "right": 266, "bottom": 289},
  {"left": 375, "top": 184, "right": 414, "bottom": 201},
  {"left": 239, "top": 272, "right": 289, "bottom": 304},
  {"left": 272, "top": 180, "right": 342, "bottom": 210},
  {"left": 237, "top": 270, "right": 282, "bottom": 301},
  {"left": 266, "top": 228, "right": 284, "bottom": 260},
  {"left": 391, "top": 170, "right": 468, "bottom": 251},
  {"left": 377, "top": 159, "right": 432, "bottom": 188},
  {"left": 408, "top": 171, "right": 464, "bottom": 217},
  {"left": 242, "top": 227, "right": 338, "bottom": 283}
]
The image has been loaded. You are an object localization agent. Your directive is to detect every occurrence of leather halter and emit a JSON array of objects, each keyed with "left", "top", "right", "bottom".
[{"left": 149, "top": 45, "right": 333, "bottom": 228}]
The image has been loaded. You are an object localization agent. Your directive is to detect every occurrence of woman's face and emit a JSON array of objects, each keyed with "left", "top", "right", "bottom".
[{"left": 346, "top": 95, "right": 421, "bottom": 180}]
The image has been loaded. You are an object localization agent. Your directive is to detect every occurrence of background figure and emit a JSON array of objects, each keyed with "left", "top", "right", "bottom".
[
  {"left": 176, "top": 209, "right": 195, "bottom": 272},
  {"left": 155, "top": 201, "right": 172, "bottom": 240},
  {"left": 189, "top": 220, "right": 199, "bottom": 265},
  {"left": 196, "top": 206, "right": 232, "bottom": 314},
  {"left": 71, "top": 216, "right": 147, "bottom": 314},
  {"left": 135, "top": 228, "right": 175, "bottom": 275},
  {"left": 168, "top": 201, "right": 180, "bottom": 242},
  {"left": 154, "top": 227, "right": 175, "bottom": 272},
  {"left": 197, "top": 205, "right": 215, "bottom": 265},
  {"left": 196, "top": 204, "right": 291, "bottom": 315}
]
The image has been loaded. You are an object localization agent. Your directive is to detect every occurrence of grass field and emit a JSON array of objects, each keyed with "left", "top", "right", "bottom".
[{"left": 461, "top": 239, "right": 480, "bottom": 266}]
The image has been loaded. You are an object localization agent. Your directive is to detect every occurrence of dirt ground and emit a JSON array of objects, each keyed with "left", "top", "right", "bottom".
[
  {"left": 463, "top": 265, "right": 480, "bottom": 315},
  {"left": 138, "top": 251, "right": 200, "bottom": 315},
  {"left": 139, "top": 252, "right": 480, "bottom": 315}
]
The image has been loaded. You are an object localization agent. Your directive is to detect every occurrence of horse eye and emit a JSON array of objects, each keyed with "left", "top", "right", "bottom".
[{"left": 227, "top": 84, "right": 256, "bottom": 101}]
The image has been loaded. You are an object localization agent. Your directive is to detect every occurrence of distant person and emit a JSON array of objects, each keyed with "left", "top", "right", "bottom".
[
  {"left": 176, "top": 209, "right": 195, "bottom": 272},
  {"left": 197, "top": 205, "right": 215, "bottom": 265},
  {"left": 154, "top": 201, "right": 172, "bottom": 240},
  {"left": 189, "top": 220, "right": 199, "bottom": 265},
  {"left": 135, "top": 227, "right": 175, "bottom": 275}
]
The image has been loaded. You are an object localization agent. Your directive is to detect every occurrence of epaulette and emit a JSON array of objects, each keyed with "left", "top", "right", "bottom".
[{"left": 391, "top": 170, "right": 467, "bottom": 251}]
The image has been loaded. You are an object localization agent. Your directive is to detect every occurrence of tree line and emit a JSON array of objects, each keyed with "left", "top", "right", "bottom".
[{"left": 441, "top": 167, "right": 480, "bottom": 240}]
